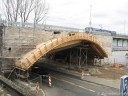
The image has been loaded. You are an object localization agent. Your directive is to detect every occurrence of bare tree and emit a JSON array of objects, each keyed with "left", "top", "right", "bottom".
[
  {"left": 34, "top": 0, "right": 48, "bottom": 24},
  {"left": 2, "top": 0, "right": 21, "bottom": 22},
  {"left": 2, "top": 0, "right": 48, "bottom": 24},
  {"left": 19, "top": 0, "right": 35, "bottom": 23}
]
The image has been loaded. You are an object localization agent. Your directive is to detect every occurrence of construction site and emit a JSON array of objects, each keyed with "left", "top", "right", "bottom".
[
  {"left": 0, "top": 21, "right": 128, "bottom": 95},
  {"left": 0, "top": 21, "right": 127, "bottom": 76}
]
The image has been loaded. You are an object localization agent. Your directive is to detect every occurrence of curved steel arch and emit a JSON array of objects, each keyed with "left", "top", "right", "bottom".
[{"left": 15, "top": 33, "right": 108, "bottom": 70}]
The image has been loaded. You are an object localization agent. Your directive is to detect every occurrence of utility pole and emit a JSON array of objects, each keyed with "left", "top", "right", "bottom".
[
  {"left": 124, "top": 19, "right": 126, "bottom": 35},
  {"left": 99, "top": 24, "right": 103, "bottom": 33},
  {"left": 99, "top": 24, "right": 102, "bottom": 30},
  {"left": 89, "top": 5, "right": 92, "bottom": 33}
]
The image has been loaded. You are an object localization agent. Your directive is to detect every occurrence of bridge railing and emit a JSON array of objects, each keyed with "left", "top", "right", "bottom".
[
  {"left": 0, "top": 20, "right": 84, "bottom": 32},
  {"left": 112, "top": 46, "right": 128, "bottom": 51}
]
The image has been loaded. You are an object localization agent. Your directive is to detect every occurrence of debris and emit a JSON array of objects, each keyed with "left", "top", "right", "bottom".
[
  {"left": 6, "top": 94, "right": 11, "bottom": 96},
  {"left": 111, "top": 64, "right": 123, "bottom": 69},
  {"left": 0, "top": 89, "right": 4, "bottom": 96},
  {"left": 89, "top": 68, "right": 102, "bottom": 75},
  {"left": 104, "top": 67, "right": 109, "bottom": 70},
  {"left": 84, "top": 73, "right": 90, "bottom": 76}
]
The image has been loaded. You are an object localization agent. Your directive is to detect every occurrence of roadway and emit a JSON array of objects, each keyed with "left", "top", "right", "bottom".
[{"left": 41, "top": 70, "right": 119, "bottom": 96}]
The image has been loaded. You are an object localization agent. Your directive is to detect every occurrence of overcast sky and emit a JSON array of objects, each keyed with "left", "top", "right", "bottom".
[
  {"left": 0, "top": 0, "right": 127, "bottom": 34},
  {"left": 46, "top": 0, "right": 128, "bottom": 34}
]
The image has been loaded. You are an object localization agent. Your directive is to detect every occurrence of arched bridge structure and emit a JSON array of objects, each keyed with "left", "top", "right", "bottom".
[{"left": 15, "top": 33, "right": 108, "bottom": 70}]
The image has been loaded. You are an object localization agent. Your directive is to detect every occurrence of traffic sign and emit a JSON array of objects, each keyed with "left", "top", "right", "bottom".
[{"left": 120, "top": 75, "right": 128, "bottom": 96}]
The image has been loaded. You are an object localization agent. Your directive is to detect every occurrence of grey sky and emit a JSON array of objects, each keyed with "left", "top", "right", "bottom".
[
  {"left": 46, "top": 0, "right": 128, "bottom": 34},
  {"left": 0, "top": 0, "right": 128, "bottom": 34}
]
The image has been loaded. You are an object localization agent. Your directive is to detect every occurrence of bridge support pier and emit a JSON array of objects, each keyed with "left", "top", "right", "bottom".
[
  {"left": 78, "top": 47, "right": 88, "bottom": 68},
  {"left": 14, "top": 68, "right": 29, "bottom": 81}
]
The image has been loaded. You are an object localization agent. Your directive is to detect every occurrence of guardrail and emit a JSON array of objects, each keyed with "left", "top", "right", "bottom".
[
  {"left": 0, "top": 21, "right": 84, "bottom": 32},
  {"left": 112, "top": 47, "right": 128, "bottom": 51},
  {"left": 0, "top": 75, "right": 35, "bottom": 96}
]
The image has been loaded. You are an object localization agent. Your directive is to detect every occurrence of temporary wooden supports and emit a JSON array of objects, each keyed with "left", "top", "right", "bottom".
[{"left": 15, "top": 33, "right": 108, "bottom": 70}]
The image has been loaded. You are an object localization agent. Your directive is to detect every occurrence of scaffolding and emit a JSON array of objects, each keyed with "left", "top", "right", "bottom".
[
  {"left": 68, "top": 46, "right": 89, "bottom": 69},
  {"left": 78, "top": 47, "right": 88, "bottom": 68},
  {"left": 0, "top": 23, "right": 4, "bottom": 74}
]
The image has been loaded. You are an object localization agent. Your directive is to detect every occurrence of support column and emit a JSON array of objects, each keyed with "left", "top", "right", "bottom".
[
  {"left": 85, "top": 49, "right": 88, "bottom": 67},
  {"left": 78, "top": 47, "right": 88, "bottom": 68},
  {"left": 0, "top": 24, "right": 4, "bottom": 74},
  {"left": 78, "top": 48, "right": 81, "bottom": 68},
  {"left": 69, "top": 48, "right": 71, "bottom": 68}
]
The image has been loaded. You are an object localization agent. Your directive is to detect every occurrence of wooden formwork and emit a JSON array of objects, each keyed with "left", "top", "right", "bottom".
[{"left": 15, "top": 33, "right": 108, "bottom": 70}]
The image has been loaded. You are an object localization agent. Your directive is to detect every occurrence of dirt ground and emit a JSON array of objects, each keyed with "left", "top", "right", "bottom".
[
  {"left": 81, "top": 64, "right": 128, "bottom": 80},
  {"left": 42, "top": 60, "right": 128, "bottom": 80},
  {"left": 65, "top": 64, "right": 128, "bottom": 80}
]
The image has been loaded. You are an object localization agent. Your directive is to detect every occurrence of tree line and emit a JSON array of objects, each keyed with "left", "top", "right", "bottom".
[{"left": 1, "top": 0, "right": 48, "bottom": 24}]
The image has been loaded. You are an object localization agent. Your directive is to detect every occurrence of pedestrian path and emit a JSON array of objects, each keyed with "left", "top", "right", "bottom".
[
  {"left": 59, "top": 67, "right": 120, "bottom": 89},
  {"left": 83, "top": 75, "right": 120, "bottom": 89}
]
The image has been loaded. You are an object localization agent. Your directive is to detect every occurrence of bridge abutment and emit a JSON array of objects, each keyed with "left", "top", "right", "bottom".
[{"left": 1, "top": 26, "right": 127, "bottom": 74}]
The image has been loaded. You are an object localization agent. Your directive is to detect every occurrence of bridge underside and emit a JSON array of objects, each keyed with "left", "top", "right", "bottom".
[
  {"left": 49, "top": 41, "right": 104, "bottom": 58},
  {"left": 15, "top": 33, "right": 108, "bottom": 70},
  {"left": 45, "top": 41, "right": 106, "bottom": 67}
]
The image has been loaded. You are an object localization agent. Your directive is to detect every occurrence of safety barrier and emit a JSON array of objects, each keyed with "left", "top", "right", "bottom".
[
  {"left": 48, "top": 74, "right": 52, "bottom": 87},
  {"left": 0, "top": 75, "right": 35, "bottom": 96}
]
